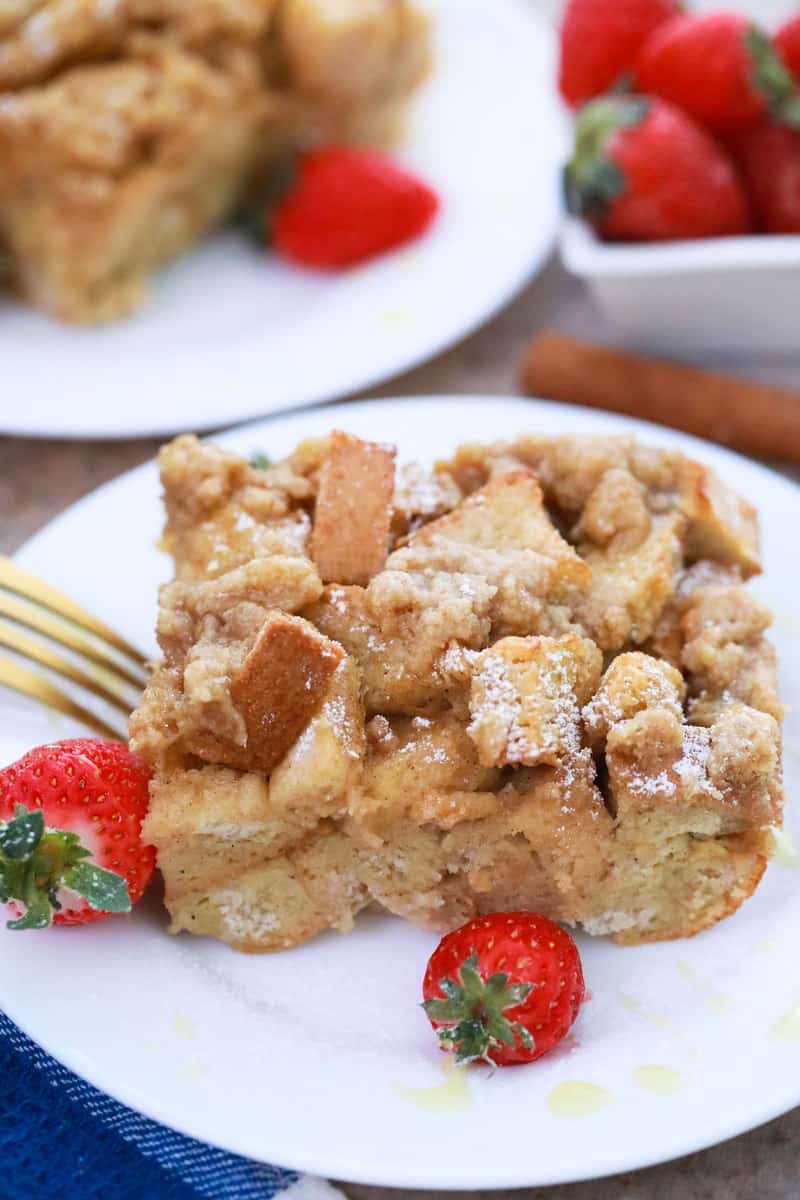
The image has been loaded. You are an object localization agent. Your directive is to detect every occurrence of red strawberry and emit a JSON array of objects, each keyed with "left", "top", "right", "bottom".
[
  {"left": 559, "top": 0, "right": 680, "bottom": 108},
  {"left": 728, "top": 120, "right": 800, "bottom": 233},
  {"left": 775, "top": 15, "right": 800, "bottom": 80},
  {"left": 422, "top": 913, "right": 585, "bottom": 1067},
  {"left": 636, "top": 12, "right": 800, "bottom": 133},
  {"left": 271, "top": 147, "right": 439, "bottom": 270},
  {"left": 565, "top": 96, "right": 752, "bottom": 242},
  {"left": 0, "top": 739, "right": 154, "bottom": 930}
]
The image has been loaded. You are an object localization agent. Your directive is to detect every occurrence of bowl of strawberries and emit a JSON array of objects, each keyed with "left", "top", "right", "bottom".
[{"left": 559, "top": 0, "right": 800, "bottom": 356}]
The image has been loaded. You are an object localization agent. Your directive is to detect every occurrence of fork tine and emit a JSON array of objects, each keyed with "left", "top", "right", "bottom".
[
  {"left": 0, "top": 652, "right": 127, "bottom": 742},
  {"left": 0, "top": 556, "right": 147, "bottom": 668},
  {"left": 0, "top": 592, "right": 148, "bottom": 689},
  {"left": 0, "top": 621, "right": 134, "bottom": 716}
]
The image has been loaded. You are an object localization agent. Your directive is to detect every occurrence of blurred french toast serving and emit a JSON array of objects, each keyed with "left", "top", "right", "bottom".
[{"left": 0, "top": 0, "right": 431, "bottom": 323}]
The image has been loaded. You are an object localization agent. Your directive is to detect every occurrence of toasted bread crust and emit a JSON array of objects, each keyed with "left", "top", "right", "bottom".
[
  {"left": 230, "top": 612, "right": 344, "bottom": 773},
  {"left": 311, "top": 431, "right": 396, "bottom": 585}
]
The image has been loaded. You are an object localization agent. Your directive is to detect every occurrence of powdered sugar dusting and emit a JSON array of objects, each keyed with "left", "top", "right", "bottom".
[
  {"left": 468, "top": 641, "right": 586, "bottom": 769},
  {"left": 582, "top": 654, "right": 684, "bottom": 743},
  {"left": 203, "top": 821, "right": 269, "bottom": 840},
  {"left": 393, "top": 463, "right": 458, "bottom": 519},
  {"left": 216, "top": 890, "right": 280, "bottom": 942},
  {"left": 678, "top": 561, "right": 741, "bottom": 598},
  {"left": 440, "top": 643, "right": 478, "bottom": 673},
  {"left": 625, "top": 767, "right": 677, "bottom": 800},
  {"left": 580, "top": 909, "right": 654, "bottom": 937},
  {"left": 233, "top": 510, "right": 256, "bottom": 533},
  {"left": 25, "top": 10, "right": 56, "bottom": 59},
  {"left": 96, "top": 0, "right": 123, "bottom": 18},
  {"left": 436, "top": 642, "right": 479, "bottom": 691},
  {"left": 324, "top": 694, "right": 348, "bottom": 738},
  {"left": 676, "top": 726, "right": 712, "bottom": 790},
  {"left": 624, "top": 726, "right": 714, "bottom": 802}
]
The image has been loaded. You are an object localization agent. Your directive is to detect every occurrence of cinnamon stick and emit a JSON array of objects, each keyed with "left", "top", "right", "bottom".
[{"left": 520, "top": 330, "right": 800, "bottom": 463}]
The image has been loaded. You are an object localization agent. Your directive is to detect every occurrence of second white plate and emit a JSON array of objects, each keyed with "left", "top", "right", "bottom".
[
  {"left": 1, "top": 397, "right": 799, "bottom": 1189},
  {"left": 1, "top": 0, "right": 564, "bottom": 440}
]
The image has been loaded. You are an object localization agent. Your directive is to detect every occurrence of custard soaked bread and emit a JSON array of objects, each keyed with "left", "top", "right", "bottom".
[
  {"left": 131, "top": 430, "right": 784, "bottom": 951},
  {"left": 0, "top": 0, "right": 431, "bottom": 322}
]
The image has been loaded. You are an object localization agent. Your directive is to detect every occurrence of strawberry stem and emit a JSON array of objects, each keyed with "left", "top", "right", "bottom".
[
  {"left": 747, "top": 26, "right": 800, "bottom": 128},
  {"left": 564, "top": 97, "right": 650, "bottom": 219},
  {"left": 236, "top": 153, "right": 299, "bottom": 245},
  {"left": 422, "top": 951, "right": 534, "bottom": 1066},
  {"left": 0, "top": 804, "right": 131, "bottom": 930}
]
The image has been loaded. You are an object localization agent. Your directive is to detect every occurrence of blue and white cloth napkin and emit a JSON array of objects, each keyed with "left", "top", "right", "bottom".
[{"left": 1, "top": 1010, "right": 342, "bottom": 1200}]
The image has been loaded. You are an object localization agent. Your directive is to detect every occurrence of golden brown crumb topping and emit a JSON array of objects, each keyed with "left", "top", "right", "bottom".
[{"left": 132, "top": 431, "right": 783, "bottom": 952}]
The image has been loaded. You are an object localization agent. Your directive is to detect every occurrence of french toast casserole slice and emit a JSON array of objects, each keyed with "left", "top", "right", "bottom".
[
  {"left": 0, "top": 0, "right": 431, "bottom": 322},
  {"left": 131, "top": 429, "right": 784, "bottom": 952}
]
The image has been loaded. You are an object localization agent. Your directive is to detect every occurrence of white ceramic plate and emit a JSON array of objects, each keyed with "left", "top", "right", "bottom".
[
  {"left": 0, "top": 0, "right": 564, "bottom": 441},
  {"left": 2, "top": 397, "right": 799, "bottom": 1190}
]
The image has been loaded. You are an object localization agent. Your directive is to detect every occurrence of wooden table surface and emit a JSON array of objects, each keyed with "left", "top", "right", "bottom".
[{"left": 2, "top": 256, "right": 799, "bottom": 1199}]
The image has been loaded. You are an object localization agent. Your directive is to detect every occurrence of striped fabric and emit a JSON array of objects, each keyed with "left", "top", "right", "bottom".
[{"left": 1, "top": 1010, "right": 339, "bottom": 1200}]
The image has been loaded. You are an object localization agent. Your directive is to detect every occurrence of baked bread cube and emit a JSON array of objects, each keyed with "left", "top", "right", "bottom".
[
  {"left": 158, "top": 825, "right": 370, "bottom": 951},
  {"left": 681, "top": 585, "right": 783, "bottom": 724},
  {"left": 582, "top": 651, "right": 686, "bottom": 751},
  {"left": 0, "top": 0, "right": 278, "bottom": 90},
  {"left": 311, "top": 430, "right": 396, "bottom": 585},
  {"left": 142, "top": 654, "right": 366, "bottom": 949},
  {"left": 680, "top": 460, "right": 761, "bottom": 577},
  {"left": 272, "top": 0, "right": 431, "bottom": 145},
  {"left": 467, "top": 634, "right": 602, "bottom": 768},
  {"left": 390, "top": 471, "right": 592, "bottom": 638}
]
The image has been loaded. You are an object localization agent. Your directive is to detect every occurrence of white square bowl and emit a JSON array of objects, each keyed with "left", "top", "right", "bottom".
[{"left": 560, "top": 217, "right": 800, "bottom": 358}]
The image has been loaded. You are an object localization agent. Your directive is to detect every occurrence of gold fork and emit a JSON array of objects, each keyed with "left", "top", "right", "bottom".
[{"left": 0, "top": 555, "right": 148, "bottom": 742}]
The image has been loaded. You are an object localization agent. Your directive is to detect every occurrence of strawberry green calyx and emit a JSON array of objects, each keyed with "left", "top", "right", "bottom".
[
  {"left": 237, "top": 153, "right": 298, "bottom": 244},
  {"left": 747, "top": 26, "right": 800, "bottom": 127},
  {"left": 0, "top": 804, "right": 131, "bottom": 930},
  {"left": 421, "top": 951, "right": 534, "bottom": 1066},
  {"left": 564, "top": 97, "right": 650, "bottom": 219}
]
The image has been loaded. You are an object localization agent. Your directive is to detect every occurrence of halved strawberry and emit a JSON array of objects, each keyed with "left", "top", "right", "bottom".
[{"left": 0, "top": 739, "right": 154, "bottom": 929}]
